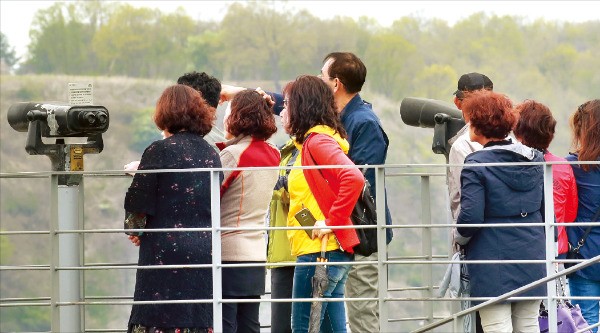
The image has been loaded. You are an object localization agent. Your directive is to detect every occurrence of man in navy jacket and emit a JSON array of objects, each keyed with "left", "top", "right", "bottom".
[{"left": 318, "top": 52, "right": 393, "bottom": 333}]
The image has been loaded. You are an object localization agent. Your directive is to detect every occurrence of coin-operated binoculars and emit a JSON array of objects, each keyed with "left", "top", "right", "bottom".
[
  {"left": 400, "top": 97, "right": 465, "bottom": 161},
  {"left": 8, "top": 102, "right": 109, "bottom": 184},
  {"left": 7, "top": 101, "right": 109, "bottom": 332}
]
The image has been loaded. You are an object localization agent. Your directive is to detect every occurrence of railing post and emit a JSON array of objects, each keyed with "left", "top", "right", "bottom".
[
  {"left": 50, "top": 174, "right": 59, "bottom": 332},
  {"left": 420, "top": 176, "right": 433, "bottom": 325},
  {"left": 49, "top": 173, "right": 84, "bottom": 332},
  {"left": 376, "top": 165, "right": 389, "bottom": 332},
  {"left": 210, "top": 170, "right": 223, "bottom": 332},
  {"left": 544, "top": 163, "right": 558, "bottom": 333}
]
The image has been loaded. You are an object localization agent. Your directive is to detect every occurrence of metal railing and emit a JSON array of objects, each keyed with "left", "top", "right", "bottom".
[{"left": 1, "top": 161, "right": 599, "bottom": 332}]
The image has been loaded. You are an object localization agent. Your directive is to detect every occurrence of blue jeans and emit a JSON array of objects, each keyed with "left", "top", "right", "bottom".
[
  {"left": 291, "top": 250, "right": 353, "bottom": 333},
  {"left": 569, "top": 274, "right": 600, "bottom": 333}
]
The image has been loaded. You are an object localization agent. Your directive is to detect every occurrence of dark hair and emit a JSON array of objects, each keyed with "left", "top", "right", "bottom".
[
  {"left": 154, "top": 84, "right": 215, "bottom": 136},
  {"left": 463, "top": 90, "right": 515, "bottom": 140},
  {"left": 287, "top": 75, "right": 346, "bottom": 143},
  {"left": 570, "top": 99, "right": 600, "bottom": 170},
  {"left": 177, "top": 71, "right": 221, "bottom": 108},
  {"left": 513, "top": 100, "right": 556, "bottom": 151},
  {"left": 226, "top": 90, "right": 277, "bottom": 140},
  {"left": 323, "top": 52, "right": 366, "bottom": 94}
]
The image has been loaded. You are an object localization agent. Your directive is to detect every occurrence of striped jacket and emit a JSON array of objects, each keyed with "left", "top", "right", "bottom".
[{"left": 217, "top": 135, "right": 280, "bottom": 262}]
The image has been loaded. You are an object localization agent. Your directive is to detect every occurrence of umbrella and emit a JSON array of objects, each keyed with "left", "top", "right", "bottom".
[
  {"left": 438, "top": 250, "right": 471, "bottom": 333},
  {"left": 308, "top": 234, "right": 329, "bottom": 333}
]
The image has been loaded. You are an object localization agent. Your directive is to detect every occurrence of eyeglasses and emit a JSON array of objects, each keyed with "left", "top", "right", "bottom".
[
  {"left": 318, "top": 72, "right": 335, "bottom": 81},
  {"left": 283, "top": 99, "right": 289, "bottom": 108}
]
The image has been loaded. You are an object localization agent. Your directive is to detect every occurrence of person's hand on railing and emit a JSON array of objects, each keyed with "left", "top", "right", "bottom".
[
  {"left": 124, "top": 161, "right": 140, "bottom": 176},
  {"left": 128, "top": 235, "right": 141, "bottom": 246}
]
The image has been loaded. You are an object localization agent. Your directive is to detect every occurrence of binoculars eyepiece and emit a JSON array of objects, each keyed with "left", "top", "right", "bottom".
[{"left": 8, "top": 102, "right": 109, "bottom": 137}]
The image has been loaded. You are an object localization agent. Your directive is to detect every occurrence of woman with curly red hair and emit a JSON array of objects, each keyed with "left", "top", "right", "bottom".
[
  {"left": 124, "top": 84, "right": 221, "bottom": 333},
  {"left": 454, "top": 90, "right": 547, "bottom": 332},
  {"left": 217, "top": 90, "right": 280, "bottom": 333}
]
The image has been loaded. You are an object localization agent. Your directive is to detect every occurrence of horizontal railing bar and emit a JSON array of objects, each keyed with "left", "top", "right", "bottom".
[
  {"left": 390, "top": 316, "right": 445, "bottom": 322},
  {"left": 0, "top": 265, "right": 50, "bottom": 270},
  {"left": 0, "top": 297, "right": 50, "bottom": 302},
  {"left": 2, "top": 160, "right": 597, "bottom": 178},
  {"left": 4, "top": 221, "right": 594, "bottom": 236},
  {"left": 388, "top": 255, "right": 448, "bottom": 260},
  {"left": 3, "top": 258, "right": 588, "bottom": 272},
  {"left": 0, "top": 230, "right": 50, "bottom": 235}
]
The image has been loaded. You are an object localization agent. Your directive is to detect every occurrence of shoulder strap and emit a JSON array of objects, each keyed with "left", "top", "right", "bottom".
[{"left": 574, "top": 205, "right": 600, "bottom": 251}]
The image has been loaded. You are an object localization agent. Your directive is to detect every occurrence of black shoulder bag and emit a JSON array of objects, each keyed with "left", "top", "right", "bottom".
[
  {"left": 564, "top": 205, "right": 600, "bottom": 270},
  {"left": 303, "top": 140, "right": 378, "bottom": 257}
]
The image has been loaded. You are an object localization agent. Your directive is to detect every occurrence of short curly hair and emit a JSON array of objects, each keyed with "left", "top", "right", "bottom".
[
  {"left": 153, "top": 84, "right": 215, "bottom": 136},
  {"left": 463, "top": 90, "right": 515, "bottom": 140},
  {"left": 225, "top": 90, "right": 277, "bottom": 141},
  {"left": 177, "top": 71, "right": 221, "bottom": 108},
  {"left": 513, "top": 100, "right": 556, "bottom": 151}
]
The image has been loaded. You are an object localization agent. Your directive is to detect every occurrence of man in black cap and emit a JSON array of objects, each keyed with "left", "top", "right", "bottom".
[
  {"left": 447, "top": 72, "right": 493, "bottom": 333},
  {"left": 448, "top": 72, "right": 493, "bottom": 223}
]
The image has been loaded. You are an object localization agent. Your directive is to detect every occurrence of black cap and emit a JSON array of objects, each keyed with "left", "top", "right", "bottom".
[{"left": 453, "top": 72, "right": 493, "bottom": 95}]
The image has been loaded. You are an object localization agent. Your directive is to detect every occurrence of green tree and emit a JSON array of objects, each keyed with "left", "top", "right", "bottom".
[
  {"left": 364, "top": 31, "right": 418, "bottom": 98},
  {"left": 0, "top": 31, "right": 19, "bottom": 70},
  {"left": 93, "top": 5, "right": 195, "bottom": 78},
  {"left": 187, "top": 30, "right": 225, "bottom": 78},
  {"left": 219, "top": 3, "right": 326, "bottom": 89},
  {"left": 23, "top": 2, "right": 97, "bottom": 74}
]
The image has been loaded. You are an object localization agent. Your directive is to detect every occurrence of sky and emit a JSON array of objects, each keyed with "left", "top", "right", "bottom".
[{"left": 1, "top": 0, "right": 599, "bottom": 60}]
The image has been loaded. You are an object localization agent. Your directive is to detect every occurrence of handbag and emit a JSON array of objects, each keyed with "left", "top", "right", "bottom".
[
  {"left": 349, "top": 172, "right": 378, "bottom": 256},
  {"left": 538, "top": 275, "right": 591, "bottom": 333},
  {"left": 124, "top": 211, "right": 147, "bottom": 236},
  {"left": 303, "top": 140, "right": 378, "bottom": 256},
  {"left": 564, "top": 205, "right": 600, "bottom": 270}
]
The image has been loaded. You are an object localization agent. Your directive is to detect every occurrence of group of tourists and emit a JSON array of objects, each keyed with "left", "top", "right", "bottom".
[
  {"left": 121, "top": 53, "right": 599, "bottom": 333},
  {"left": 449, "top": 73, "right": 599, "bottom": 333}
]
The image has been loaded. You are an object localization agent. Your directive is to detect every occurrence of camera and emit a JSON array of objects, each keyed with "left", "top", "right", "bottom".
[
  {"left": 8, "top": 102, "right": 109, "bottom": 137},
  {"left": 400, "top": 97, "right": 465, "bottom": 158}
]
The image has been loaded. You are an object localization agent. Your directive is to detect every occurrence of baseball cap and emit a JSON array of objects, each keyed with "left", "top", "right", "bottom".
[{"left": 453, "top": 72, "right": 493, "bottom": 96}]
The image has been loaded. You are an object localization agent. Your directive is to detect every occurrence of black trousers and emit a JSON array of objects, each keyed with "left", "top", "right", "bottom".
[
  {"left": 222, "top": 295, "right": 260, "bottom": 333},
  {"left": 270, "top": 266, "right": 295, "bottom": 333}
]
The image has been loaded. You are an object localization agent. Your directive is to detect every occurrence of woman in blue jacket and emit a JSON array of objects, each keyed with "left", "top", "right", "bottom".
[
  {"left": 565, "top": 99, "right": 600, "bottom": 332},
  {"left": 454, "top": 90, "right": 546, "bottom": 332}
]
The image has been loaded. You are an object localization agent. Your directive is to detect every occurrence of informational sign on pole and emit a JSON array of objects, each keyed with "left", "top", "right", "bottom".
[{"left": 68, "top": 82, "right": 93, "bottom": 105}]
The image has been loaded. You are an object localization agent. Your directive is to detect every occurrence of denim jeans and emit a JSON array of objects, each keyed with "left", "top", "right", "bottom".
[
  {"left": 569, "top": 274, "right": 600, "bottom": 333},
  {"left": 291, "top": 250, "right": 353, "bottom": 333}
]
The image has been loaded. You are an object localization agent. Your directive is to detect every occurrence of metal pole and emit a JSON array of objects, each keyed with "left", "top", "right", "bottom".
[
  {"left": 420, "top": 176, "right": 433, "bottom": 324},
  {"left": 50, "top": 175, "right": 60, "bottom": 332},
  {"left": 543, "top": 164, "right": 558, "bottom": 333},
  {"left": 57, "top": 184, "right": 83, "bottom": 332},
  {"left": 376, "top": 166, "right": 389, "bottom": 332},
  {"left": 210, "top": 170, "right": 223, "bottom": 332}
]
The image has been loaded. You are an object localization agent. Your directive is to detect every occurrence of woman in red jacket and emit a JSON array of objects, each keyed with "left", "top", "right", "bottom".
[
  {"left": 285, "top": 75, "right": 363, "bottom": 333},
  {"left": 513, "top": 100, "right": 578, "bottom": 256}
]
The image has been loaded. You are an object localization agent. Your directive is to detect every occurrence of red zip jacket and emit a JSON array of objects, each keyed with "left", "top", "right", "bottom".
[
  {"left": 302, "top": 133, "right": 363, "bottom": 252},
  {"left": 545, "top": 151, "right": 578, "bottom": 255}
]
